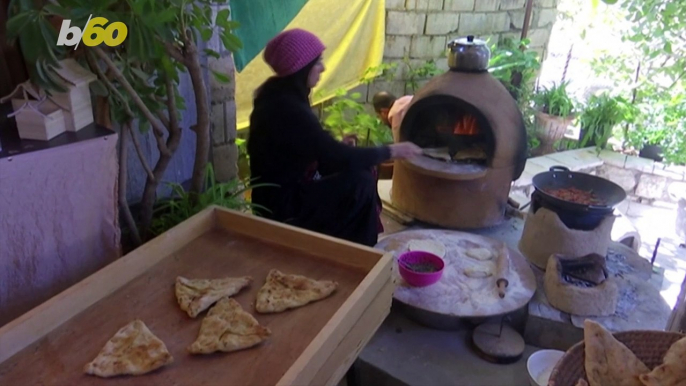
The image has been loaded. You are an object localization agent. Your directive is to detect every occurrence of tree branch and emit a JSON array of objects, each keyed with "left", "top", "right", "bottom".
[
  {"left": 165, "top": 73, "right": 180, "bottom": 138},
  {"left": 86, "top": 52, "right": 135, "bottom": 119},
  {"left": 118, "top": 120, "right": 143, "bottom": 247},
  {"left": 92, "top": 46, "right": 172, "bottom": 157},
  {"left": 127, "top": 121, "right": 155, "bottom": 181},
  {"left": 164, "top": 42, "right": 187, "bottom": 64}
]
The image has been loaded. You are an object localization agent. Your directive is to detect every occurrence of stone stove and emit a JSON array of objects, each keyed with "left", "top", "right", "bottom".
[{"left": 543, "top": 253, "right": 619, "bottom": 316}]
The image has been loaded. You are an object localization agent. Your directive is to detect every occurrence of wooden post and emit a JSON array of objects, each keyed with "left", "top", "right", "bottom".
[{"left": 667, "top": 272, "right": 686, "bottom": 332}]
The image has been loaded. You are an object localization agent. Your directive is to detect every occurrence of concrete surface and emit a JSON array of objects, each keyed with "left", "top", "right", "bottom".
[{"left": 359, "top": 311, "right": 539, "bottom": 386}]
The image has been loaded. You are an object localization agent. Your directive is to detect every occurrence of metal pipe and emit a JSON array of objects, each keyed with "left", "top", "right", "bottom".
[{"left": 521, "top": 0, "right": 535, "bottom": 41}]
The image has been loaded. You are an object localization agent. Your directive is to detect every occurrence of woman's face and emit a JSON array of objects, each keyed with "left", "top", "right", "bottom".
[{"left": 307, "top": 58, "right": 325, "bottom": 88}]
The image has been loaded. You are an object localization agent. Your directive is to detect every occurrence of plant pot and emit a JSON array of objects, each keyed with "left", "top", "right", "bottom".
[
  {"left": 378, "top": 160, "right": 394, "bottom": 180},
  {"left": 534, "top": 111, "right": 575, "bottom": 156},
  {"left": 639, "top": 144, "right": 663, "bottom": 162}
]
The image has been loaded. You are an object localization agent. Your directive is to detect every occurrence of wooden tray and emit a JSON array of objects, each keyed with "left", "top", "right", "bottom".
[{"left": 0, "top": 206, "right": 393, "bottom": 386}]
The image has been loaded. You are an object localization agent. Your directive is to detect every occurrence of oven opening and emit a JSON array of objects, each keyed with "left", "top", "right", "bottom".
[{"left": 400, "top": 96, "right": 496, "bottom": 167}]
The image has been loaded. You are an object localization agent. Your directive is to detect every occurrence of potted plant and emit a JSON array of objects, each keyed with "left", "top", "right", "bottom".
[
  {"left": 578, "top": 93, "right": 635, "bottom": 151},
  {"left": 533, "top": 82, "right": 577, "bottom": 155}
]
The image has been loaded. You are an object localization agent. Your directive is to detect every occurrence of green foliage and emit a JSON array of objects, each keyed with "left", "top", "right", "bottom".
[
  {"left": 591, "top": 0, "right": 686, "bottom": 164},
  {"left": 402, "top": 57, "right": 442, "bottom": 94},
  {"left": 489, "top": 38, "right": 541, "bottom": 98},
  {"left": 534, "top": 82, "right": 576, "bottom": 118},
  {"left": 6, "top": 0, "right": 241, "bottom": 130},
  {"left": 150, "top": 163, "right": 273, "bottom": 236},
  {"left": 579, "top": 93, "right": 637, "bottom": 150},
  {"left": 321, "top": 89, "right": 392, "bottom": 147}
]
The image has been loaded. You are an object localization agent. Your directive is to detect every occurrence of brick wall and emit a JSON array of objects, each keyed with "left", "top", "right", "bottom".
[{"left": 357, "top": 0, "right": 559, "bottom": 101}]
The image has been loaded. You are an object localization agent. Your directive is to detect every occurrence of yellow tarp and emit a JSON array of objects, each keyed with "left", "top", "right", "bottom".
[{"left": 235, "top": 0, "right": 385, "bottom": 130}]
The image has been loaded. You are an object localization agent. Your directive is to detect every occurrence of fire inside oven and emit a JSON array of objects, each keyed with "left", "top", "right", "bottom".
[{"left": 400, "top": 96, "right": 496, "bottom": 167}]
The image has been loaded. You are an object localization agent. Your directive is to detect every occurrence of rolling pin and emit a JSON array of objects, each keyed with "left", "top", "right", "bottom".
[{"left": 495, "top": 243, "right": 510, "bottom": 299}]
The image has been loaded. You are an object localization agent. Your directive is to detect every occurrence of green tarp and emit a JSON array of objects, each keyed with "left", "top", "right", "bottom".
[{"left": 231, "top": 0, "right": 310, "bottom": 72}]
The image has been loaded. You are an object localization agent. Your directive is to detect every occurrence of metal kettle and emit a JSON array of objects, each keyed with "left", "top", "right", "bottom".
[{"left": 447, "top": 35, "right": 491, "bottom": 72}]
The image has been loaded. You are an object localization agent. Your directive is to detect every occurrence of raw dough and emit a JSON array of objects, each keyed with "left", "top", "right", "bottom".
[
  {"left": 408, "top": 239, "right": 446, "bottom": 258},
  {"left": 584, "top": 320, "right": 648, "bottom": 386},
  {"left": 188, "top": 297, "right": 271, "bottom": 354},
  {"left": 255, "top": 269, "right": 338, "bottom": 313},
  {"left": 466, "top": 247, "right": 494, "bottom": 261},
  {"left": 175, "top": 276, "right": 252, "bottom": 318},
  {"left": 84, "top": 320, "right": 173, "bottom": 378},
  {"left": 464, "top": 266, "right": 493, "bottom": 278}
]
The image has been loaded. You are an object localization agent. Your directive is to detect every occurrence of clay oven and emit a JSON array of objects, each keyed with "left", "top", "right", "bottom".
[{"left": 391, "top": 37, "right": 527, "bottom": 229}]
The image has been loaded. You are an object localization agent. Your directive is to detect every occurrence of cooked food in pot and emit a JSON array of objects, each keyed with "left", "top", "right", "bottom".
[{"left": 543, "top": 187, "right": 605, "bottom": 206}]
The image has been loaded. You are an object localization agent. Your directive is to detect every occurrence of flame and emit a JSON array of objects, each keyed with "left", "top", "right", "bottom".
[{"left": 453, "top": 115, "right": 479, "bottom": 135}]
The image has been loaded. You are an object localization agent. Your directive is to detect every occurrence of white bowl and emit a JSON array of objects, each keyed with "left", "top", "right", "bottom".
[{"left": 527, "top": 349, "right": 565, "bottom": 386}]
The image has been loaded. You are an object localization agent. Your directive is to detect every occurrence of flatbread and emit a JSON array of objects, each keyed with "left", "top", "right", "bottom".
[
  {"left": 84, "top": 320, "right": 173, "bottom": 378},
  {"left": 464, "top": 266, "right": 493, "bottom": 278},
  {"left": 175, "top": 276, "right": 252, "bottom": 318},
  {"left": 638, "top": 337, "right": 686, "bottom": 386},
  {"left": 408, "top": 239, "right": 446, "bottom": 258},
  {"left": 466, "top": 247, "right": 494, "bottom": 261},
  {"left": 584, "top": 320, "right": 649, "bottom": 386},
  {"left": 255, "top": 269, "right": 338, "bottom": 313},
  {"left": 188, "top": 297, "right": 271, "bottom": 355}
]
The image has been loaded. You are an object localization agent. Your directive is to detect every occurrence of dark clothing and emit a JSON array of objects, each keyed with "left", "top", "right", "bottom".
[{"left": 248, "top": 67, "right": 391, "bottom": 246}]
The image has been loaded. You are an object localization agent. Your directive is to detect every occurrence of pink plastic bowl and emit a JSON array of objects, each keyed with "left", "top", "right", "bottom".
[{"left": 398, "top": 251, "right": 445, "bottom": 287}]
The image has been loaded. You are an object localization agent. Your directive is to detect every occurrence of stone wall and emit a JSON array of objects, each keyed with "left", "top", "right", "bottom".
[{"left": 355, "top": 0, "right": 559, "bottom": 101}]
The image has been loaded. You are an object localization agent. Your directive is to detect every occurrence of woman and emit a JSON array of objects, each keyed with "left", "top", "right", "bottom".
[{"left": 248, "top": 29, "right": 421, "bottom": 246}]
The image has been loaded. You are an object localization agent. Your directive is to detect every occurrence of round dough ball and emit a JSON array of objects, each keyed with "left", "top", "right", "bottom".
[
  {"left": 466, "top": 247, "right": 493, "bottom": 261},
  {"left": 464, "top": 266, "right": 493, "bottom": 278},
  {"left": 408, "top": 240, "right": 446, "bottom": 258}
]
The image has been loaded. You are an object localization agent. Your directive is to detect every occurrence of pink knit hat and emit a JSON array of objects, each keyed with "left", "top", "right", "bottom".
[{"left": 264, "top": 29, "right": 326, "bottom": 77}]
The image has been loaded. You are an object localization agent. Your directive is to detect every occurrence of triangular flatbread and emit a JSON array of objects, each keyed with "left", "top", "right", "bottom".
[
  {"left": 584, "top": 320, "right": 648, "bottom": 386},
  {"left": 188, "top": 297, "right": 271, "bottom": 354},
  {"left": 84, "top": 320, "right": 173, "bottom": 378},
  {"left": 639, "top": 336, "right": 686, "bottom": 386},
  {"left": 175, "top": 276, "right": 252, "bottom": 318},
  {"left": 255, "top": 269, "right": 338, "bottom": 314}
]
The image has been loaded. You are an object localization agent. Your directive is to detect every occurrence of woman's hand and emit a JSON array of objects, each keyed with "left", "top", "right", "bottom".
[
  {"left": 341, "top": 134, "right": 358, "bottom": 146},
  {"left": 389, "top": 142, "right": 422, "bottom": 160}
]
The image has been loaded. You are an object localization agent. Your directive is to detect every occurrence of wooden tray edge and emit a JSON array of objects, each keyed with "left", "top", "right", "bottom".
[
  {"left": 0, "top": 207, "right": 216, "bottom": 364},
  {"left": 277, "top": 253, "right": 393, "bottom": 385}
]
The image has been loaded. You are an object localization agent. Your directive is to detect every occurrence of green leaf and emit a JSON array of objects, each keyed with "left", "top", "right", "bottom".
[
  {"left": 131, "top": 67, "right": 150, "bottom": 82},
  {"left": 664, "top": 42, "right": 673, "bottom": 54},
  {"left": 42, "top": 4, "right": 71, "bottom": 18},
  {"left": 200, "top": 27, "right": 213, "bottom": 41},
  {"left": 216, "top": 8, "right": 230, "bottom": 24},
  {"left": 220, "top": 31, "right": 242, "bottom": 52},
  {"left": 203, "top": 48, "right": 221, "bottom": 59},
  {"left": 211, "top": 70, "right": 231, "bottom": 84}
]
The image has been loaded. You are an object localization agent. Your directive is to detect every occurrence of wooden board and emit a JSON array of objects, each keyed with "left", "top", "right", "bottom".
[
  {"left": 375, "top": 229, "right": 535, "bottom": 318},
  {"left": 0, "top": 207, "right": 393, "bottom": 386}
]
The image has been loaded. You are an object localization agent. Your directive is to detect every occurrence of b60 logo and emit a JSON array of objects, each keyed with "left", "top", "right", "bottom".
[{"left": 57, "top": 15, "right": 128, "bottom": 48}]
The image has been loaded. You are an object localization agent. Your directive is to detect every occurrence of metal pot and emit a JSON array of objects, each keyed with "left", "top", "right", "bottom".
[{"left": 447, "top": 35, "right": 490, "bottom": 72}]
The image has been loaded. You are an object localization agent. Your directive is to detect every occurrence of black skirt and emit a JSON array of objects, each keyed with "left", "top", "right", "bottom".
[{"left": 252, "top": 169, "right": 380, "bottom": 247}]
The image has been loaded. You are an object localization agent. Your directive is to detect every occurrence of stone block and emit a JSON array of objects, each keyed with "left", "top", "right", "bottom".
[
  {"left": 385, "top": 35, "right": 412, "bottom": 58},
  {"left": 458, "top": 12, "right": 510, "bottom": 35},
  {"left": 210, "top": 103, "right": 226, "bottom": 145},
  {"left": 598, "top": 165, "right": 637, "bottom": 192},
  {"left": 408, "top": 0, "right": 443, "bottom": 10},
  {"left": 386, "top": 0, "right": 406, "bottom": 9},
  {"left": 410, "top": 35, "right": 448, "bottom": 58},
  {"left": 348, "top": 84, "right": 370, "bottom": 102},
  {"left": 508, "top": 9, "right": 526, "bottom": 29},
  {"left": 212, "top": 143, "right": 238, "bottom": 182},
  {"left": 668, "top": 182, "right": 686, "bottom": 201},
  {"left": 444, "top": 0, "right": 475, "bottom": 11},
  {"left": 435, "top": 57, "right": 450, "bottom": 72},
  {"left": 500, "top": 0, "right": 526, "bottom": 10},
  {"left": 527, "top": 27, "right": 551, "bottom": 48},
  {"left": 636, "top": 174, "right": 668, "bottom": 200},
  {"left": 387, "top": 11, "right": 426, "bottom": 35},
  {"left": 208, "top": 56, "right": 236, "bottom": 102},
  {"left": 536, "top": 8, "right": 558, "bottom": 27},
  {"left": 474, "top": 0, "right": 499, "bottom": 11},
  {"left": 425, "top": 12, "right": 460, "bottom": 35}
]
